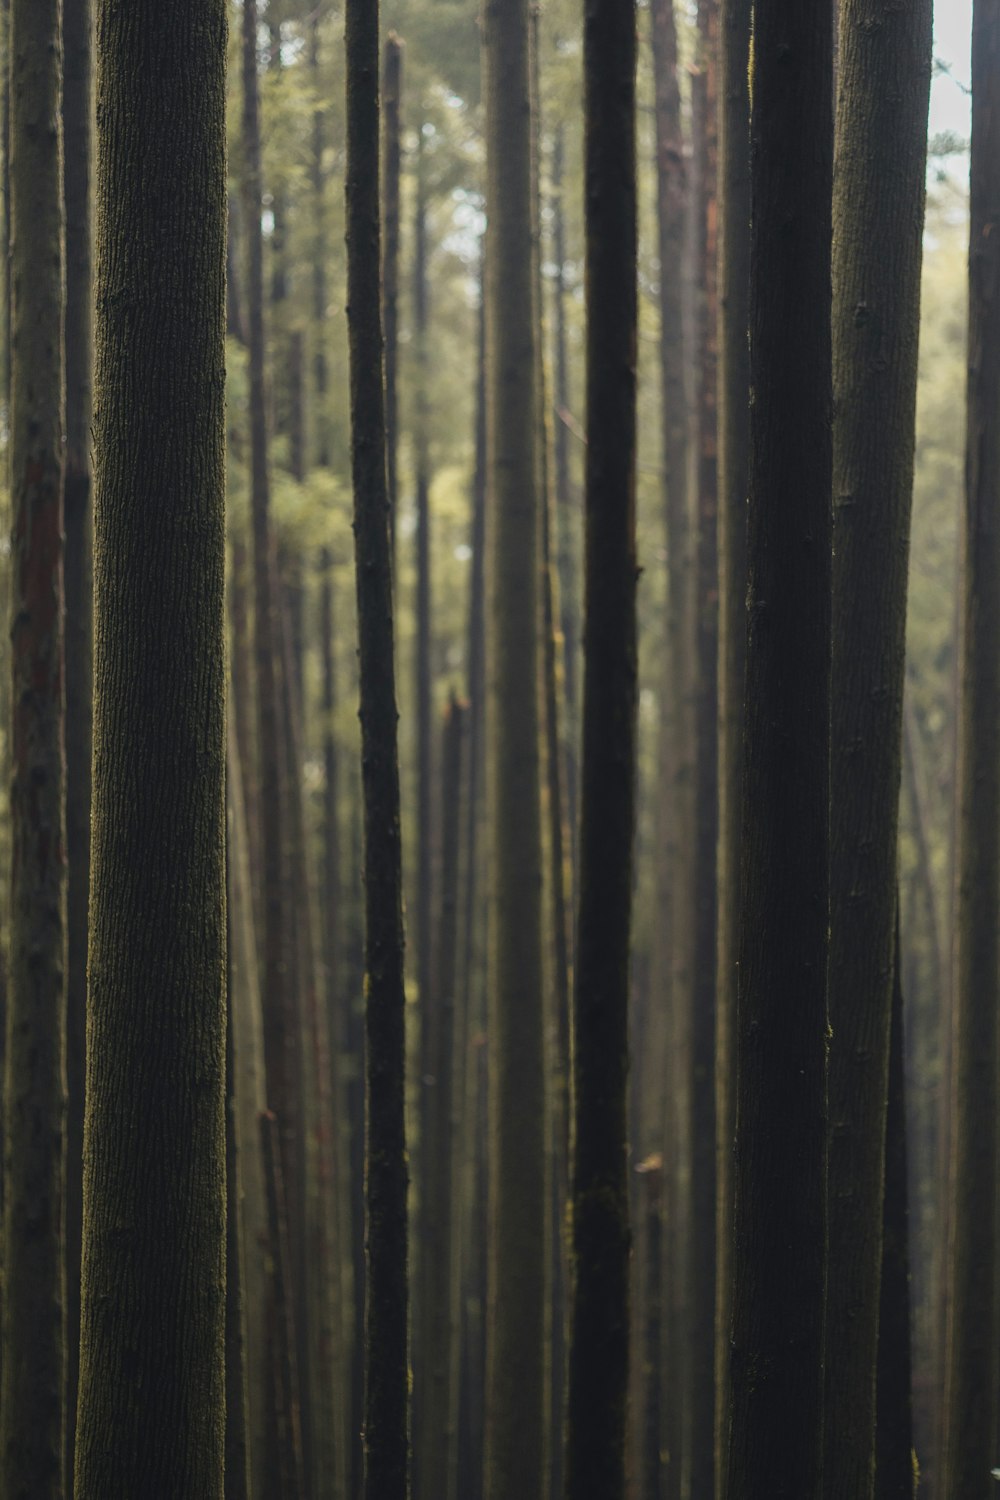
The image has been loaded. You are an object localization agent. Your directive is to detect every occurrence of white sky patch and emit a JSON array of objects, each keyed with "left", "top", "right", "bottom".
[{"left": 931, "top": 0, "right": 972, "bottom": 139}]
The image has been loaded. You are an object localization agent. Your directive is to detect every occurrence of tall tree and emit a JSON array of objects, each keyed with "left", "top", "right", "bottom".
[
  {"left": 943, "top": 5, "right": 1000, "bottom": 1497},
  {"left": 345, "top": 0, "right": 410, "bottom": 1487},
  {"left": 481, "top": 0, "right": 547, "bottom": 1488},
  {"left": 241, "top": 6, "right": 306, "bottom": 1489},
  {"left": 73, "top": 1, "right": 227, "bottom": 1492},
  {"left": 3, "top": 0, "right": 67, "bottom": 1494},
  {"left": 382, "top": 32, "right": 402, "bottom": 558},
  {"left": 825, "top": 1, "right": 932, "bottom": 1494},
  {"left": 564, "top": 0, "right": 637, "bottom": 1493},
  {"left": 714, "top": 0, "right": 750, "bottom": 1488},
  {"left": 726, "top": 2, "right": 833, "bottom": 1496},
  {"left": 689, "top": 7, "right": 719, "bottom": 1492},
  {"left": 62, "top": 0, "right": 93, "bottom": 1490}
]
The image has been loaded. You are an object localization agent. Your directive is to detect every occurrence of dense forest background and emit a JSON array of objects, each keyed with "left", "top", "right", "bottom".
[{"left": 0, "top": 0, "right": 992, "bottom": 1497}]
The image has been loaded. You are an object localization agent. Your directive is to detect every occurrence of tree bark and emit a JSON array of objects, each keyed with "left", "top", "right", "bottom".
[
  {"left": 345, "top": 0, "right": 410, "bottom": 1485},
  {"left": 62, "top": 0, "right": 92, "bottom": 1491},
  {"left": 565, "top": 0, "right": 637, "bottom": 1491},
  {"left": 727, "top": 4, "right": 833, "bottom": 1495},
  {"left": 481, "top": 0, "right": 547, "bottom": 1489},
  {"left": 74, "top": 3, "right": 227, "bottom": 1492},
  {"left": 3, "top": 1, "right": 67, "bottom": 1494},
  {"left": 382, "top": 33, "right": 402, "bottom": 560},
  {"left": 826, "top": 3, "right": 932, "bottom": 1493},
  {"left": 713, "top": 0, "right": 750, "bottom": 1489},
  {"left": 943, "top": 6, "right": 1000, "bottom": 1497}
]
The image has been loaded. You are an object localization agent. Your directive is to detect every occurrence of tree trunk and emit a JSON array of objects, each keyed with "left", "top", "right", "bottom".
[
  {"left": 727, "top": 3, "right": 833, "bottom": 1494},
  {"left": 62, "top": 0, "right": 93, "bottom": 1491},
  {"left": 3, "top": 1, "right": 67, "bottom": 1494},
  {"left": 565, "top": 0, "right": 637, "bottom": 1490},
  {"left": 481, "top": 0, "right": 547, "bottom": 1487},
  {"left": 826, "top": 3, "right": 932, "bottom": 1493},
  {"left": 689, "top": 10, "right": 719, "bottom": 1492},
  {"left": 943, "top": 7, "right": 1000, "bottom": 1496},
  {"left": 875, "top": 913, "right": 915, "bottom": 1500},
  {"left": 345, "top": 0, "right": 410, "bottom": 1485},
  {"left": 382, "top": 33, "right": 402, "bottom": 560},
  {"left": 74, "top": 4, "right": 227, "bottom": 1492},
  {"left": 713, "top": 0, "right": 750, "bottom": 1489}
]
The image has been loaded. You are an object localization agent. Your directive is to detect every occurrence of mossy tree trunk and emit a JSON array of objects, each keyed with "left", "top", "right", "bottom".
[
  {"left": 482, "top": 0, "right": 547, "bottom": 1488},
  {"left": 825, "top": 3, "right": 931, "bottom": 1494},
  {"left": 345, "top": 0, "right": 410, "bottom": 1486},
  {"left": 727, "top": 3, "right": 833, "bottom": 1495},
  {"left": 74, "top": 2, "right": 228, "bottom": 1492},
  {"left": 565, "top": 0, "right": 637, "bottom": 1492},
  {"left": 943, "top": 6, "right": 1000, "bottom": 1497},
  {"left": 3, "top": 1, "right": 67, "bottom": 1494}
]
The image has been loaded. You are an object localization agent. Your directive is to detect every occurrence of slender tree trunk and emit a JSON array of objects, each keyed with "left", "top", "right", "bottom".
[
  {"left": 3, "top": 1, "right": 67, "bottom": 1494},
  {"left": 943, "top": 8, "right": 1000, "bottom": 1497},
  {"left": 565, "top": 0, "right": 637, "bottom": 1491},
  {"left": 875, "top": 913, "right": 915, "bottom": 1500},
  {"left": 639, "top": 1158, "right": 664, "bottom": 1500},
  {"left": 261, "top": 1111, "right": 306, "bottom": 1500},
  {"left": 551, "top": 130, "right": 578, "bottom": 879},
  {"left": 713, "top": 1, "right": 750, "bottom": 1489},
  {"left": 482, "top": 0, "right": 547, "bottom": 1488},
  {"left": 228, "top": 718, "right": 271, "bottom": 1500},
  {"left": 418, "top": 696, "right": 465, "bottom": 1500},
  {"left": 74, "top": 3, "right": 227, "bottom": 1492},
  {"left": 382, "top": 33, "right": 402, "bottom": 560},
  {"left": 727, "top": 3, "right": 833, "bottom": 1495},
  {"left": 689, "top": 10, "right": 719, "bottom": 1492},
  {"left": 62, "top": 0, "right": 92, "bottom": 1492},
  {"left": 648, "top": 2, "right": 690, "bottom": 1492},
  {"left": 345, "top": 0, "right": 410, "bottom": 1485},
  {"left": 456, "top": 255, "right": 487, "bottom": 1500},
  {"left": 241, "top": 7, "right": 305, "bottom": 1491},
  {"left": 225, "top": 947, "right": 252, "bottom": 1500},
  {"left": 826, "top": 5, "right": 932, "bottom": 1493}
]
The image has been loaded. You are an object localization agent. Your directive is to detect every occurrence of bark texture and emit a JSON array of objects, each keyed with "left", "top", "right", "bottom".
[
  {"left": 3, "top": 1, "right": 67, "bottom": 1494},
  {"left": 826, "top": 3, "right": 931, "bottom": 1494},
  {"left": 482, "top": 0, "right": 546, "bottom": 1490},
  {"left": 62, "top": 0, "right": 93, "bottom": 1490},
  {"left": 565, "top": 0, "right": 637, "bottom": 1491},
  {"left": 74, "top": 3, "right": 228, "bottom": 1493},
  {"left": 943, "top": 6, "right": 1000, "bottom": 1497},
  {"left": 345, "top": 0, "right": 410, "bottom": 1488},
  {"left": 727, "top": 5, "right": 833, "bottom": 1497}
]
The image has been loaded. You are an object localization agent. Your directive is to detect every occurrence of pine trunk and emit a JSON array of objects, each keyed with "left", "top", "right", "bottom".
[
  {"left": 3, "top": 1, "right": 67, "bottom": 1493},
  {"left": 62, "top": 0, "right": 93, "bottom": 1491},
  {"left": 727, "top": 3, "right": 833, "bottom": 1494},
  {"left": 74, "top": 3, "right": 227, "bottom": 1491},
  {"left": 565, "top": 0, "right": 637, "bottom": 1491},
  {"left": 345, "top": 0, "right": 410, "bottom": 1484},
  {"left": 826, "top": 3, "right": 932, "bottom": 1493}
]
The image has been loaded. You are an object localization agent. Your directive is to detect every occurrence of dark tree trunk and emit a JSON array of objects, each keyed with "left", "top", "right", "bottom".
[
  {"left": 943, "top": 6, "right": 1000, "bottom": 1497},
  {"left": 565, "top": 0, "right": 637, "bottom": 1491},
  {"left": 74, "top": 3, "right": 227, "bottom": 1492},
  {"left": 713, "top": 1, "right": 750, "bottom": 1489},
  {"left": 225, "top": 954, "right": 252, "bottom": 1500},
  {"left": 3, "top": 2, "right": 67, "bottom": 1494},
  {"left": 727, "top": 3, "right": 834, "bottom": 1495},
  {"left": 62, "top": 0, "right": 93, "bottom": 1492},
  {"left": 825, "top": 2, "right": 932, "bottom": 1493},
  {"left": 689, "top": 10, "right": 719, "bottom": 1493},
  {"left": 875, "top": 914, "right": 915, "bottom": 1500},
  {"left": 481, "top": 0, "right": 547, "bottom": 1487},
  {"left": 382, "top": 33, "right": 402, "bottom": 559},
  {"left": 345, "top": 0, "right": 410, "bottom": 1486}
]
